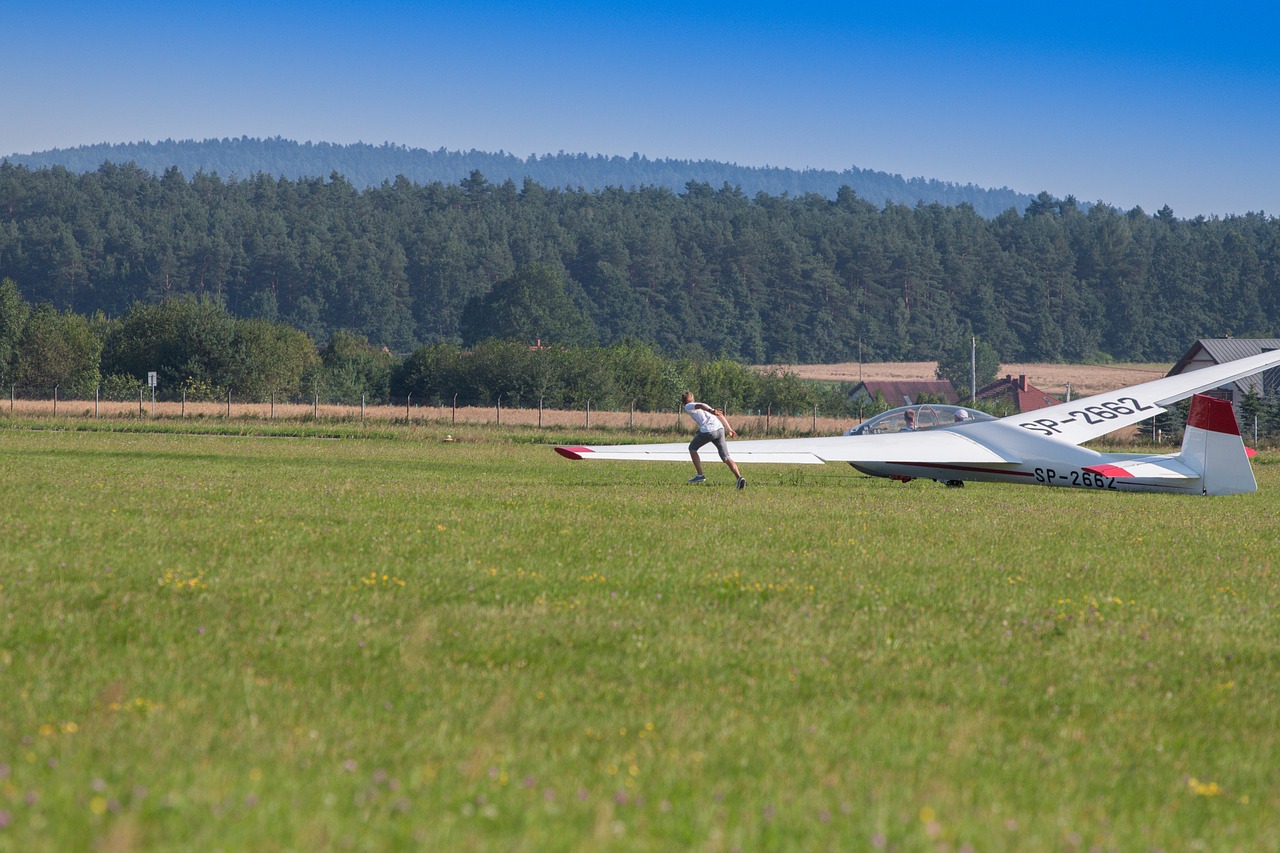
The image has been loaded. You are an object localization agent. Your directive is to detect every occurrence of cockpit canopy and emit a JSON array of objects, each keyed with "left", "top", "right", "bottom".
[{"left": 843, "top": 404, "right": 995, "bottom": 436}]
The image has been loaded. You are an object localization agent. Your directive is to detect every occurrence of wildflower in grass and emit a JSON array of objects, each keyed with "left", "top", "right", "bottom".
[
  {"left": 357, "top": 571, "right": 405, "bottom": 588},
  {"left": 158, "top": 569, "right": 206, "bottom": 590},
  {"left": 1187, "top": 777, "right": 1222, "bottom": 797},
  {"left": 109, "top": 697, "right": 161, "bottom": 714}
]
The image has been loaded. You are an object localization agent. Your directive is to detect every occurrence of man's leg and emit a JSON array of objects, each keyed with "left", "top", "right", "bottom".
[
  {"left": 688, "top": 433, "right": 710, "bottom": 480},
  {"left": 710, "top": 432, "right": 743, "bottom": 484}
]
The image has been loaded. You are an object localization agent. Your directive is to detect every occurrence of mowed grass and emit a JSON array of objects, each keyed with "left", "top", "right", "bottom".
[{"left": 1, "top": 424, "right": 1278, "bottom": 851}]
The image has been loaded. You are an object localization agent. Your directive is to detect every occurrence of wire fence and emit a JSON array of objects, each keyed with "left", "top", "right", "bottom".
[
  {"left": 0, "top": 385, "right": 859, "bottom": 436},
  {"left": 19, "top": 384, "right": 1262, "bottom": 445}
]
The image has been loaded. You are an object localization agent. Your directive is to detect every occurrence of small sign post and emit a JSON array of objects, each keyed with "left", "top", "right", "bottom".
[{"left": 147, "top": 371, "right": 157, "bottom": 416}]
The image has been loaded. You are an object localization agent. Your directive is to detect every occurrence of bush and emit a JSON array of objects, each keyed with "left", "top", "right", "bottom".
[{"left": 99, "top": 373, "right": 143, "bottom": 402}]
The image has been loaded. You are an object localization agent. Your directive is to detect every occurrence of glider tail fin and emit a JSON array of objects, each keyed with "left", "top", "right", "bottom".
[{"left": 1177, "top": 394, "right": 1257, "bottom": 496}]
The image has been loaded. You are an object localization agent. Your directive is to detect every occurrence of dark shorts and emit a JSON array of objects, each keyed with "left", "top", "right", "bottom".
[{"left": 689, "top": 429, "right": 730, "bottom": 461}]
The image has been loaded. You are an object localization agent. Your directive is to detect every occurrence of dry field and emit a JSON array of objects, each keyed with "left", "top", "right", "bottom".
[
  {"left": 3, "top": 397, "right": 852, "bottom": 436},
  {"left": 761, "top": 360, "right": 1170, "bottom": 397}
]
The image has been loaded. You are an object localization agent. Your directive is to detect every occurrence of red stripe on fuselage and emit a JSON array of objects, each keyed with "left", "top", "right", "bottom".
[
  {"left": 554, "top": 446, "right": 593, "bottom": 459},
  {"left": 890, "top": 462, "right": 1035, "bottom": 477}
]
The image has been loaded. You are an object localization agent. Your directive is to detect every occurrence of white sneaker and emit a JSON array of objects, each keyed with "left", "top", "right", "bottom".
[
  {"left": 736, "top": 477, "right": 747, "bottom": 490},
  {"left": 688, "top": 474, "right": 706, "bottom": 483}
]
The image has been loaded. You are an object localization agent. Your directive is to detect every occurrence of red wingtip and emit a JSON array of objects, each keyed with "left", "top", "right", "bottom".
[
  {"left": 1246, "top": 447, "right": 1258, "bottom": 459},
  {"left": 1186, "top": 394, "right": 1241, "bottom": 436},
  {"left": 554, "top": 446, "right": 593, "bottom": 460}
]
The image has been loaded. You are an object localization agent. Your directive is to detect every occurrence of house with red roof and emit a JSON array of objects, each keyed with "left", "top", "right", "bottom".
[{"left": 976, "top": 374, "right": 1061, "bottom": 413}]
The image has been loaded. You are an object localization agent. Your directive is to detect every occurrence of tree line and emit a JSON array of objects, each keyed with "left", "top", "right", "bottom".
[
  {"left": 12, "top": 277, "right": 1280, "bottom": 439},
  {"left": 0, "top": 161, "right": 1277, "bottom": 370},
  {"left": 0, "top": 280, "right": 842, "bottom": 416}
]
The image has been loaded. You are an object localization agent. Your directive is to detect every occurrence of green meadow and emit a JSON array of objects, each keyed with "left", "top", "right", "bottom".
[{"left": 1, "top": 422, "right": 1278, "bottom": 851}]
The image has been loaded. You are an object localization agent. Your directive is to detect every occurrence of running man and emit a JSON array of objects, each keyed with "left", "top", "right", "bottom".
[{"left": 681, "top": 391, "right": 746, "bottom": 489}]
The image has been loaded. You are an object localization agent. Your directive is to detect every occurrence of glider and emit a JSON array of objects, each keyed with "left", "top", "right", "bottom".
[{"left": 555, "top": 349, "right": 1280, "bottom": 496}]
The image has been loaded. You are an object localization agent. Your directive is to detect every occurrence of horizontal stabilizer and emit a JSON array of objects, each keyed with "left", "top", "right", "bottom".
[{"left": 1083, "top": 459, "right": 1197, "bottom": 481}]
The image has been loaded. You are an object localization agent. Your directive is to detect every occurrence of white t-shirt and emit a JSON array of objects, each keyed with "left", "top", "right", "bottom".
[{"left": 684, "top": 402, "right": 722, "bottom": 433}]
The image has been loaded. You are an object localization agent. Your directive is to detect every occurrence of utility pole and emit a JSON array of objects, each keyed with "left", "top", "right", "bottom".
[{"left": 970, "top": 336, "right": 977, "bottom": 403}]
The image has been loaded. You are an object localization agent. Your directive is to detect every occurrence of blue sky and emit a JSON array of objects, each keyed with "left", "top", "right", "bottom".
[{"left": 5, "top": 1, "right": 1278, "bottom": 216}]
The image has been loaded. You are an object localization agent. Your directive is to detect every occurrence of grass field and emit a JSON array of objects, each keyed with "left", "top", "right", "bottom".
[{"left": 1, "top": 421, "right": 1278, "bottom": 851}]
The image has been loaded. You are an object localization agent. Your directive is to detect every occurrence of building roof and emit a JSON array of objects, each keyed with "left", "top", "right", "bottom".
[
  {"left": 849, "top": 380, "right": 959, "bottom": 406},
  {"left": 1167, "top": 338, "right": 1280, "bottom": 395},
  {"left": 976, "top": 374, "right": 1060, "bottom": 413}
]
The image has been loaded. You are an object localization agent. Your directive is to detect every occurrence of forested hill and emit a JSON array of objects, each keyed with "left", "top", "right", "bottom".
[
  {"left": 4, "top": 137, "right": 1037, "bottom": 218},
  {"left": 1, "top": 160, "right": 1277, "bottom": 364}
]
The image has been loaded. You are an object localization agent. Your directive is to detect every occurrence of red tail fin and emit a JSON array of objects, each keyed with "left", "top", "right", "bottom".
[
  {"left": 1187, "top": 394, "right": 1241, "bottom": 435},
  {"left": 1179, "top": 394, "right": 1255, "bottom": 495}
]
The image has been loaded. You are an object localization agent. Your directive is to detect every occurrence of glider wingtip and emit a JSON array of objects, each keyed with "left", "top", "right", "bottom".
[{"left": 554, "top": 446, "right": 592, "bottom": 460}]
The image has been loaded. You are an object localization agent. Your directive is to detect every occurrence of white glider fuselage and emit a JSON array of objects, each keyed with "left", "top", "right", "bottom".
[
  {"left": 847, "top": 419, "right": 1207, "bottom": 495},
  {"left": 555, "top": 348, "right": 1280, "bottom": 497},
  {"left": 850, "top": 421, "right": 1121, "bottom": 489}
]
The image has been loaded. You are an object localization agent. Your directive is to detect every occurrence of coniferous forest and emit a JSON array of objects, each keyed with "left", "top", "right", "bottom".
[
  {"left": 1, "top": 159, "right": 1278, "bottom": 367},
  {"left": 5, "top": 137, "right": 1036, "bottom": 217}
]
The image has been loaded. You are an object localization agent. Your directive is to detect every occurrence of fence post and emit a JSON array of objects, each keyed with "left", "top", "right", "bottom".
[
  {"left": 227, "top": 389, "right": 232, "bottom": 419},
  {"left": 313, "top": 391, "right": 318, "bottom": 419},
  {"left": 629, "top": 400, "right": 634, "bottom": 429},
  {"left": 270, "top": 391, "right": 275, "bottom": 420},
  {"left": 452, "top": 394, "right": 457, "bottom": 426},
  {"left": 361, "top": 394, "right": 366, "bottom": 426},
  {"left": 496, "top": 396, "right": 501, "bottom": 426},
  {"left": 539, "top": 397, "right": 543, "bottom": 429},
  {"left": 139, "top": 387, "right": 144, "bottom": 417},
  {"left": 54, "top": 385, "right": 59, "bottom": 417},
  {"left": 182, "top": 389, "right": 186, "bottom": 419},
  {"left": 406, "top": 393, "right": 411, "bottom": 422},
  {"left": 813, "top": 404, "right": 818, "bottom": 433},
  {"left": 586, "top": 400, "right": 591, "bottom": 429},
  {"left": 10, "top": 385, "right": 13, "bottom": 414},
  {"left": 766, "top": 404, "right": 771, "bottom": 434},
  {"left": 95, "top": 385, "right": 99, "bottom": 419}
]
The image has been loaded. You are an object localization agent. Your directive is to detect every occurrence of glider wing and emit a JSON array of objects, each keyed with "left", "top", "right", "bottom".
[
  {"left": 1009, "top": 348, "right": 1280, "bottom": 446},
  {"left": 556, "top": 430, "right": 1019, "bottom": 466}
]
